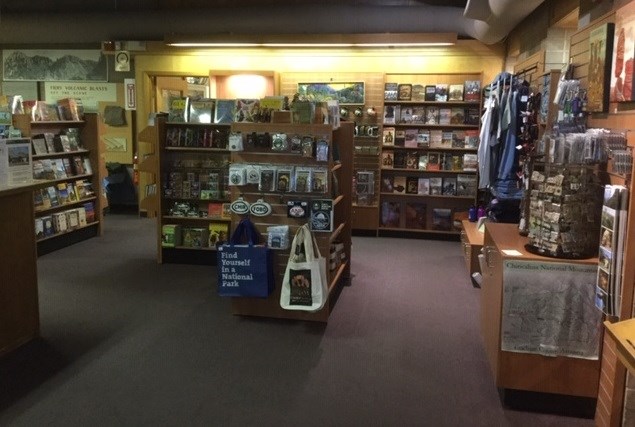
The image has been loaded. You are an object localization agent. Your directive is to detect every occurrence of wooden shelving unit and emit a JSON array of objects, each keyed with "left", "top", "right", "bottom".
[
  {"left": 137, "top": 123, "right": 159, "bottom": 218},
  {"left": 228, "top": 121, "right": 353, "bottom": 322},
  {"left": 13, "top": 113, "right": 104, "bottom": 255},
  {"left": 154, "top": 116, "right": 232, "bottom": 264},
  {"left": 378, "top": 72, "right": 483, "bottom": 237}
]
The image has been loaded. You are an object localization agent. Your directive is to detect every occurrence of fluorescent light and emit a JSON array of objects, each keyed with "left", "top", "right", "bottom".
[{"left": 165, "top": 33, "right": 457, "bottom": 48}]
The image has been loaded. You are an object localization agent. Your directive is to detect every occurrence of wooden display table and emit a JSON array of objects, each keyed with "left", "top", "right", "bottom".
[
  {"left": 605, "top": 319, "right": 635, "bottom": 374},
  {"left": 0, "top": 181, "right": 48, "bottom": 356},
  {"left": 480, "top": 223, "right": 601, "bottom": 398}
]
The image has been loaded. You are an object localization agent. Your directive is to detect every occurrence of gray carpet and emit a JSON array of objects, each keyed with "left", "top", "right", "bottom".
[{"left": 0, "top": 214, "right": 595, "bottom": 427}]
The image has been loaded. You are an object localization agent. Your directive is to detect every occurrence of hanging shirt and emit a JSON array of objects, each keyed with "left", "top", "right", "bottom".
[{"left": 478, "top": 95, "right": 496, "bottom": 189}]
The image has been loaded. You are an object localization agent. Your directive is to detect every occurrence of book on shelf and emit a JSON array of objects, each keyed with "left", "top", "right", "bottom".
[
  {"left": 83, "top": 158, "right": 93, "bottom": 175},
  {"left": 411, "top": 106, "right": 426, "bottom": 123},
  {"left": 65, "top": 128, "right": 82, "bottom": 150},
  {"left": 457, "top": 174, "right": 477, "bottom": 196},
  {"left": 438, "top": 108, "right": 451, "bottom": 125},
  {"left": 51, "top": 160, "right": 67, "bottom": 179},
  {"left": 234, "top": 99, "right": 260, "bottom": 123},
  {"left": 56, "top": 182, "right": 70, "bottom": 204},
  {"left": 462, "top": 153, "right": 478, "bottom": 171},
  {"left": 448, "top": 84, "right": 464, "bottom": 101},
  {"left": 398, "top": 84, "right": 412, "bottom": 101},
  {"left": 32, "top": 101, "right": 59, "bottom": 122},
  {"left": 188, "top": 98, "right": 215, "bottom": 124},
  {"left": 394, "top": 129, "right": 406, "bottom": 147},
  {"left": 464, "top": 80, "right": 481, "bottom": 102},
  {"left": 77, "top": 207, "right": 87, "bottom": 226},
  {"left": 67, "top": 209, "right": 79, "bottom": 229},
  {"left": 54, "top": 135, "right": 72, "bottom": 153},
  {"left": 404, "top": 129, "right": 418, "bottom": 148},
  {"left": 40, "top": 159, "right": 56, "bottom": 179},
  {"left": 418, "top": 154, "right": 428, "bottom": 170},
  {"left": 450, "top": 108, "right": 465, "bottom": 124},
  {"left": 66, "top": 182, "right": 78, "bottom": 202},
  {"left": 464, "top": 107, "right": 480, "bottom": 125},
  {"left": 412, "top": 84, "right": 426, "bottom": 101},
  {"left": 45, "top": 186, "right": 58, "bottom": 207},
  {"left": 34, "top": 190, "right": 44, "bottom": 210},
  {"left": 52, "top": 211, "right": 68, "bottom": 233},
  {"left": 394, "top": 151, "right": 407, "bottom": 169},
  {"left": 382, "top": 127, "right": 395, "bottom": 146},
  {"left": 452, "top": 130, "right": 466, "bottom": 148},
  {"left": 405, "top": 202, "right": 427, "bottom": 229},
  {"left": 393, "top": 176, "right": 407, "bottom": 193},
  {"left": 214, "top": 99, "right": 236, "bottom": 124},
  {"left": 57, "top": 98, "right": 83, "bottom": 121},
  {"left": 400, "top": 107, "right": 414, "bottom": 124},
  {"left": 417, "top": 177, "right": 430, "bottom": 195},
  {"left": 84, "top": 202, "right": 95, "bottom": 223},
  {"left": 383, "top": 104, "right": 400, "bottom": 125},
  {"left": 416, "top": 130, "right": 430, "bottom": 148},
  {"left": 451, "top": 155, "right": 463, "bottom": 171},
  {"left": 427, "top": 152, "right": 441, "bottom": 171},
  {"left": 35, "top": 218, "right": 44, "bottom": 239},
  {"left": 432, "top": 208, "right": 453, "bottom": 231},
  {"left": 380, "top": 201, "right": 401, "bottom": 227},
  {"left": 429, "top": 130, "right": 445, "bottom": 149},
  {"left": 40, "top": 189, "right": 51, "bottom": 209},
  {"left": 75, "top": 179, "right": 94, "bottom": 199},
  {"left": 209, "top": 222, "right": 230, "bottom": 247},
  {"left": 381, "top": 151, "right": 394, "bottom": 168},
  {"left": 429, "top": 177, "right": 443, "bottom": 195},
  {"left": 32, "top": 135, "right": 48, "bottom": 155},
  {"left": 425, "top": 107, "right": 439, "bottom": 125},
  {"left": 183, "top": 227, "right": 210, "bottom": 248},
  {"left": 424, "top": 85, "right": 436, "bottom": 101},
  {"left": 435, "top": 84, "right": 449, "bottom": 102},
  {"left": 405, "top": 151, "right": 419, "bottom": 169},
  {"left": 441, "top": 131, "right": 453, "bottom": 147},
  {"left": 405, "top": 177, "right": 419, "bottom": 194},
  {"left": 441, "top": 153, "right": 454, "bottom": 171},
  {"left": 41, "top": 215, "right": 54, "bottom": 237},
  {"left": 464, "top": 130, "right": 479, "bottom": 149},
  {"left": 44, "top": 133, "right": 56, "bottom": 153},
  {"left": 384, "top": 82, "right": 399, "bottom": 101},
  {"left": 71, "top": 156, "right": 85, "bottom": 175},
  {"left": 207, "top": 202, "right": 223, "bottom": 218},
  {"left": 32, "top": 160, "right": 45, "bottom": 180},
  {"left": 168, "top": 96, "right": 189, "bottom": 122},
  {"left": 442, "top": 177, "right": 457, "bottom": 196},
  {"left": 380, "top": 176, "right": 394, "bottom": 193},
  {"left": 161, "top": 224, "right": 182, "bottom": 248}
]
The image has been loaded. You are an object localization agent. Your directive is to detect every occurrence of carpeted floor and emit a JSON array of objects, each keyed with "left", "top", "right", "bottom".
[{"left": 0, "top": 214, "right": 595, "bottom": 426}]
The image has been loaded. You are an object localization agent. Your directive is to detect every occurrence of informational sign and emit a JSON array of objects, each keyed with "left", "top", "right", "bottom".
[
  {"left": 501, "top": 260, "right": 602, "bottom": 359},
  {"left": 43, "top": 82, "right": 117, "bottom": 112},
  {"left": 124, "top": 78, "right": 136, "bottom": 110}
]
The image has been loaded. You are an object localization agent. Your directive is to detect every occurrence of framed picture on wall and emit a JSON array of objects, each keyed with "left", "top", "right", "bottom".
[
  {"left": 3, "top": 50, "right": 108, "bottom": 82},
  {"left": 610, "top": 2, "right": 635, "bottom": 102},
  {"left": 297, "top": 82, "right": 364, "bottom": 105},
  {"left": 587, "top": 23, "right": 615, "bottom": 113}
]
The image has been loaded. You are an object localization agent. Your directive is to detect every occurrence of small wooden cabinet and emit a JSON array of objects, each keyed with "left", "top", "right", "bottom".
[{"left": 480, "top": 223, "right": 601, "bottom": 398}]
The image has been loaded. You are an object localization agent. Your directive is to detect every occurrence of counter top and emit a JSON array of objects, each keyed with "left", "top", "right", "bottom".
[{"left": 605, "top": 319, "right": 635, "bottom": 374}]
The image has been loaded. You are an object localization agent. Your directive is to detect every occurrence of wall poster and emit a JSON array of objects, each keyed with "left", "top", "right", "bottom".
[
  {"left": 297, "top": 82, "right": 364, "bottom": 105},
  {"left": 587, "top": 23, "right": 615, "bottom": 112},
  {"left": 610, "top": 2, "right": 635, "bottom": 102}
]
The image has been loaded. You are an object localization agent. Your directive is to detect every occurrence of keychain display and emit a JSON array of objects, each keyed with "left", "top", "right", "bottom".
[
  {"left": 228, "top": 164, "right": 247, "bottom": 186},
  {"left": 311, "top": 168, "right": 328, "bottom": 193},
  {"left": 290, "top": 134, "right": 302, "bottom": 153},
  {"left": 249, "top": 198, "right": 272, "bottom": 217},
  {"left": 315, "top": 137, "right": 329, "bottom": 162},
  {"left": 287, "top": 200, "right": 309, "bottom": 218},
  {"left": 301, "top": 136, "right": 314, "bottom": 157},
  {"left": 228, "top": 132, "right": 243, "bottom": 151},
  {"left": 245, "top": 164, "right": 261, "bottom": 184},
  {"left": 267, "top": 225, "right": 290, "bottom": 249},
  {"left": 272, "top": 133, "right": 289, "bottom": 151},
  {"left": 230, "top": 196, "right": 250, "bottom": 215},
  {"left": 259, "top": 167, "right": 276, "bottom": 192},
  {"left": 293, "top": 167, "right": 312, "bottom": 192},
  {"left": 276, "top": 167, "right": 293, "bottom": 192}
]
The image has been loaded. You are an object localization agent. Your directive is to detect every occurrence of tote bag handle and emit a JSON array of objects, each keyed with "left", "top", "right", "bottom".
[{"left": 229, "top": 217, "right": 261, "bottom": 246}]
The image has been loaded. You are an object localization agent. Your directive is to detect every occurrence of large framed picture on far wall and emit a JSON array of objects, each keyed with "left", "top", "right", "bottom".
[
  {"left": 587, "top": 23, "right": 615, "bottom": 113},
  {"left": 610, "top": 1, "right": 635, "bottom": 103}
]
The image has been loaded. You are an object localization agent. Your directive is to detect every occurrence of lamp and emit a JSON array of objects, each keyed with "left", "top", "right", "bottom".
[{"left": 165, "top": 32, "right": 457, "bottom": 48}]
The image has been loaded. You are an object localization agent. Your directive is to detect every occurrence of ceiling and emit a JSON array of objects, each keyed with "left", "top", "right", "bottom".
[
  {"left": 0, "top": 0, "right": 543, "bottom": 46},
  {"left": 0, "top": 0, "right": 469, "bottom": 12}
]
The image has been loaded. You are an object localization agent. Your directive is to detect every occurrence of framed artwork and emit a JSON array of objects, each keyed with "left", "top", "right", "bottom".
[
  {"left": 3, "top": 49, "right": 108, "bottom": 82},
  {"left": 297, "top": 82, "right": 364, "bottom": 105},
  {"left": 587, "top": 23, "right": 615, "bottom": 113},
  {"left": 610, "top": 2, "right": 635, "bottom": 102}
]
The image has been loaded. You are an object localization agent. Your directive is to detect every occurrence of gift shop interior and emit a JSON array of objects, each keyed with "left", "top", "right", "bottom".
[{"left": 4, "top": 0, "right": 635, "bottom": 425}]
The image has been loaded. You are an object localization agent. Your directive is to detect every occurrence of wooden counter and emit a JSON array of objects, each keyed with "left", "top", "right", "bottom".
[
  {"left": 460, "top": 219, "right": 484, "bottom": 277},
  {"left": 0, "top": 181, "right": 48, "bottom": 356},
  {"left": 604, "top": 319, "right": 635, "bottom": 374},
  {"left": 480, "top": 222, "right": 601, "bottom": 398}
]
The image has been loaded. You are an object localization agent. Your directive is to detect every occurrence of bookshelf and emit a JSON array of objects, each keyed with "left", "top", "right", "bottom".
[
  {"left": 13, "top": 113, "right": 104, "bottom": 255},
  {"left": 154, "top": 116, "right": 232, "bottom": 264},
  {"left": 137, "top": 123, "right": 159, "bottom": 218},
  {"left": 227, "top": 121, "right": 353, "bottom": 322},
  {"left": 379, "top": 73, "right": 482, "bottom": 236}
]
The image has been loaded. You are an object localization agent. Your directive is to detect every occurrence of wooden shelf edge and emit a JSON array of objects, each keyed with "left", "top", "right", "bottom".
[
  {"left": 35, "top": 196, "right": 98, "bottom": 215},
  {"left": 329, "top": 222, "right": 346, "bottom": 243},
  {"left": 138, "top": 154, "right": 157, "bottom": 173},
  {"left": 163, "top": 245, "right": 218, "bottom": 251},
  {"left": 333, "top": 194, "right": 345, "bottom": 206},
  {"left": 162, "top": 215, "right": 231, "bottom": 222},
  {"left": 165, "top": 146, "right": 230, "bottom": 153},
  {"left": 379, "top": 226, "right": 460, "bottom": 235},
  {"left": 139, "top": 194, "right": 158, "bottom": 211},
  {"left": 379, "top": 192, "right": 475, "bottom": 199},
  {"left": 382, "top": 168, "right": 477, "bottom": 174},
  {"left": 37, "top": 221, "right": 100, "bottom": 242},
  {"left": 138, "top": 125, "right": 157, "bottom": 144},
  {"left": 31, "top": 120, "right": 85, "bottom": 125},
  {"left": 328, "top": 261, "right": 348, "bottom": 294},
  {"left": 33, "top": 149, "right": 90, "bottom": 159}
]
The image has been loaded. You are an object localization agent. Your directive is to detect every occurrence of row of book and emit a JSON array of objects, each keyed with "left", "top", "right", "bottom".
[
  {"left": 168, "top": 97, "right": 285, "bottom": 125},
  {"left": 165, "top": 126, "right": 230, "bottom": 149},
  {"left": 382, "top": 151, "right": 478, "bottom": 172},
  {"left": 161, "top": 223, "right": 230, "bottom": 248},
  {"left": 164, "top": 170, "right": 229, "bottom": 201},
  {"left": 26, "top": 98, "right": 84, "bottom": 122},
  {"left": 381, "top": 174, "right": 477, "bottom": 197},
  {"left": 35, "top": 202, "right": 96, "bottom": 240},
  {"left": 33, "top": 156, "right": 92, "bottom": 180},
  {"left": 383, "top": 128, "right": 479, "bottom": 149},
  {"left": 166, "top": 201, "right": 232, "bottom": 219},
  {"left": 34, "top": 180, "right": 94, "bottom": 211},
  {"left": 383, "top": 106, "right": 480, "bottom": 126},
  {"left": 380, "top": 201, "right": 455, "bottom": 232},
  {"left": 31, "top": 129, "right": 83, "bottom": 155},
  {"left": 384, "top": 81, "right": 481, "bottom": 102}
]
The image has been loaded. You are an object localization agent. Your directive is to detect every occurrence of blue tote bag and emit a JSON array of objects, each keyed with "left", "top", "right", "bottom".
[{"left": 217, "top": 218, "right": 275, "bottom": 297}]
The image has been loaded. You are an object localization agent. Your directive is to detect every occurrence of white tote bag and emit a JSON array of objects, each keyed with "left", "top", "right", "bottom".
[{"left": 280, "top": 224, "right": 328, "bottom": 312}]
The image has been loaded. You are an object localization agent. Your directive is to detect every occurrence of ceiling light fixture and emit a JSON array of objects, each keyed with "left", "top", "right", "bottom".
[{"left": 165, "top": 32, "right": 457, "bottom": 48}]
